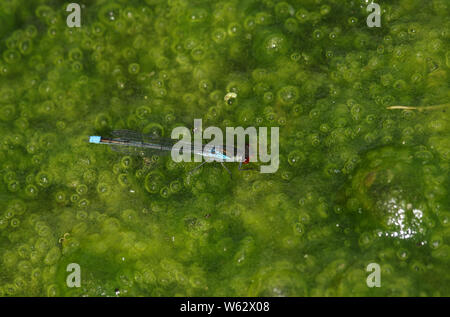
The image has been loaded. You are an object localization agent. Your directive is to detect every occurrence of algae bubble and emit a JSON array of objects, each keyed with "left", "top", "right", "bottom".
[
  {"left": 253, "top": 31, "right": 290, "bottom": 62},
  {"left": 144, "top": 171, "right": 165, "bottom": 194}
]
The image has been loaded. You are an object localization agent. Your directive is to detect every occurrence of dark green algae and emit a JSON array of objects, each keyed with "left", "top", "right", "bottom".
[{"left": 0, "top": 0, "right": 449, "bottom": 296}]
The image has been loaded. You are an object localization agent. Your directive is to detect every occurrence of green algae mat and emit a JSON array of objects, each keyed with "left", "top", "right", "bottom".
[{"left": 0, "top": 0, "right": 449, "bottom": 297}]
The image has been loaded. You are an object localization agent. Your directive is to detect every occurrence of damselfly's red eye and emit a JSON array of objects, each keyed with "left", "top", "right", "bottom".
[{"left": 243, "top": 143, "right": 250, "bottom": 164}]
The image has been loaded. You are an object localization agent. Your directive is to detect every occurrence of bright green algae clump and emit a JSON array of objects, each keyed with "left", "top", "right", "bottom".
[{"left": 0, "top": 0, "right": 449, "bottom": 296}]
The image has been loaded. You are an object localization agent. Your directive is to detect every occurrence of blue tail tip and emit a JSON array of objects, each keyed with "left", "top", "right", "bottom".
[{"left": 89, "top": 136, "right": 101, "bottom": 144}]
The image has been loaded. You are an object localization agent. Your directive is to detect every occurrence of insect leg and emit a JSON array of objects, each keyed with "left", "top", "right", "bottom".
[
  {"left": 189, "top": 161, "right": 207, "bottom": 174},
  {"left": 221, "top": 162, "right": 232, "bottom": 178}
]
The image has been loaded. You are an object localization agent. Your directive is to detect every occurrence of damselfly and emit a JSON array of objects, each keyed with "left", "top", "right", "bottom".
[{"left": 89, "top": 130, "right": 251, "bottom": 176}]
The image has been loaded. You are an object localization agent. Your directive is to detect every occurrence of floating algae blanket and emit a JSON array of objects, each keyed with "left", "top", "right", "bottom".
[{"left": 0, "top": 0, "right": 449, "bottom": 296}]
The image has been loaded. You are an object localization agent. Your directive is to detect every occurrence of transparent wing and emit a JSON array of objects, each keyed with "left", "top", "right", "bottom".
[
  {"left": 111, "top": 129, "right": 142, "bottom": 138},
  {"left": 109, "top": 129, "right": 210, "bottom": 157},
  {"left": 111, "top": 129, "right": 161, "bottom": 143},
  {"left": 109, "top": 144, "right": 171, "bottom": 157}
]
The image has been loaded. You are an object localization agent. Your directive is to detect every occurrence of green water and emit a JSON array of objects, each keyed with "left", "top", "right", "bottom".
[{"left": 0, "top": 0, "right": 449, "bottom": 296}]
